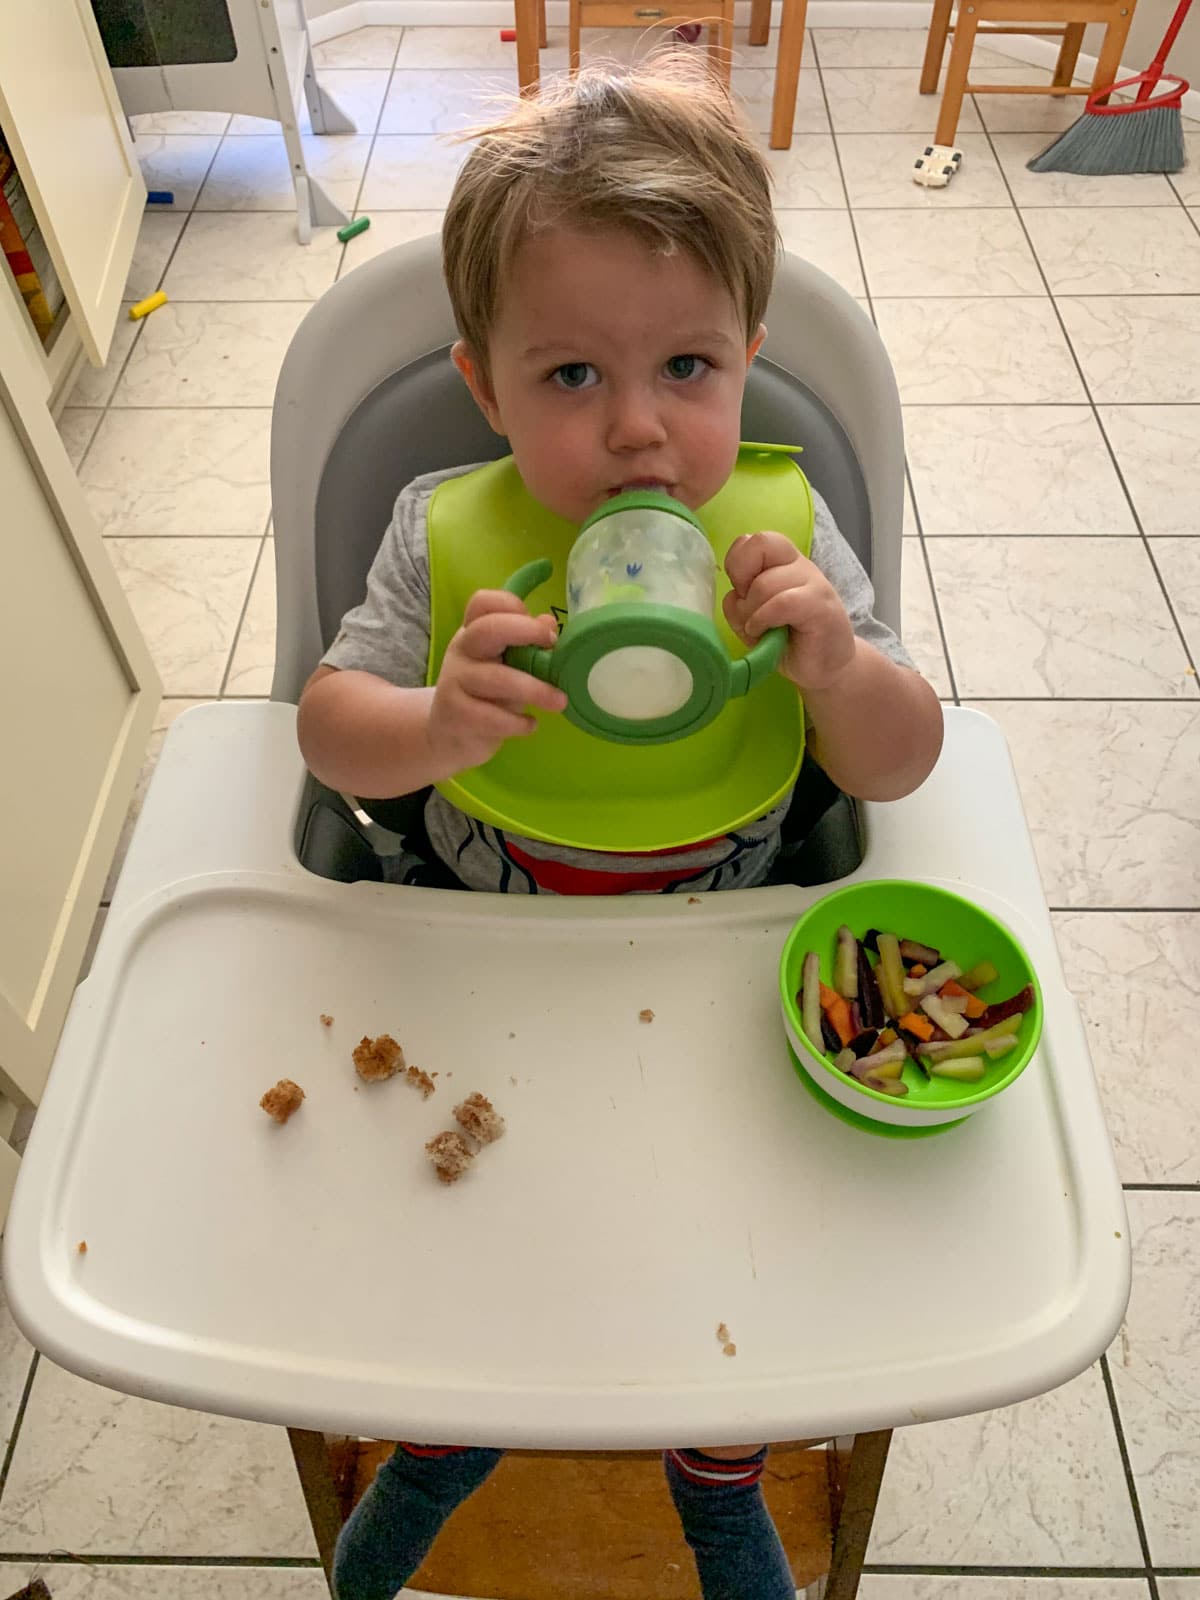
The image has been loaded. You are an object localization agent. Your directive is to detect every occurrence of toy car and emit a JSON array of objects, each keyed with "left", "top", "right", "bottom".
[{"left": 913, "top": 145, "right": 963, "bottom": 187}]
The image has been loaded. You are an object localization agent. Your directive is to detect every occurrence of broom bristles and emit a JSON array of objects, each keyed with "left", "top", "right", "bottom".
[{"left": 1027, "top": 103, "right": 1185, "bottom": 174}]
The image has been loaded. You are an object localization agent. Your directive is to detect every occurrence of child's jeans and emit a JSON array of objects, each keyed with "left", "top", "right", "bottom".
[{"left": 333, "top": 1442, "right": 795, "bottom": 1600}]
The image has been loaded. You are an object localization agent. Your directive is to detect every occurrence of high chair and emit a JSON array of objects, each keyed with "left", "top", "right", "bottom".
[
  {"left": 3, "top": 237, "right": 1129, "bottom": 1600},
  {"left": 921, "top": 0, "right": 1137, "bottom": 147}
]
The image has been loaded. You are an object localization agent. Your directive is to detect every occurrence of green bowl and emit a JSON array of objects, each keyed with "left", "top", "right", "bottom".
[{"left": 779, "top": 879, "right": 1043, "bottom": 1131}]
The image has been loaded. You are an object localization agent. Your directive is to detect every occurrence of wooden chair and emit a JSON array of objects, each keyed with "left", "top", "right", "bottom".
[
  {"left": 921, "top": 0, "right": 1137, "bottom": 146},
  {"left": 289, "top": 1428, "right": 893, "bottom": 1600},
  {"left": 567, "top": 0, "right": 736, "bottom": 85}
]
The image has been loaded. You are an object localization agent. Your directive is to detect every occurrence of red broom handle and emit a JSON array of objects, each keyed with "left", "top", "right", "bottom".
[{"left": 1139, "top": 0, "right": 1195, "bottom": 96}]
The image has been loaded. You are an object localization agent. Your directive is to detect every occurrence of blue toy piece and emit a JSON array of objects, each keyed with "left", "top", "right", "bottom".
[{"left": 146, "top": 191, "right": 175, "bottom": 205}]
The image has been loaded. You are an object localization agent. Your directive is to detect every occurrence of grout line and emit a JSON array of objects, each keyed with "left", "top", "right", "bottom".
[
  {"left": 0, "top": 1553, "right": 323, "bottom": 1569},
  {"left": 1049, "top": 906, "right": 1200, "bottom": 913},
  {"left": 0, "top": 1353, "right": 39, "bottom": 1508},
  {"left": 862, "top": 1563, "right": 1153, "bottom": 1578},
  {"left": 974, "top": 119, "right": 1200, "bottom": 678},
  {"left": 1123, "top": 1181, "right": 1200, "bottom": 1190},
  {"left": 1100, "top": 1354, "right": 1161, "bottom": 1600}
]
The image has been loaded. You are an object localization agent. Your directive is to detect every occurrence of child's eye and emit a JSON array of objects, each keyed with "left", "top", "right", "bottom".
[
  {"left": 663, "top": 354, "right": 709, "bottom": 383},
  {"left": 552, "top": 362, "right": 599, "bottom": 391}
]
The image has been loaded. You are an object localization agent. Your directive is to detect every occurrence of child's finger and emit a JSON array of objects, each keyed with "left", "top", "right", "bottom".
[
  {"left": 739, "top": 562, "right": 816, "bottom": 626},
  {"left": 456, "top": 609, "right": 559, "bottom": 661},
  {"left": 725, "top": 531, "right": 801, "bottom": 593},
  {"left": 460, "top": 660, "right": 568, "bottom": 713},
  {"left": 462, "top": 588, "right": 534, "bottom": 625}
]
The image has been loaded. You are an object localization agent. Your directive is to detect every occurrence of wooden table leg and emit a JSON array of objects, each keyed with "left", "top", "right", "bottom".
[
  {"left": 515, "top": 0, "right": 541, "bottom": 92},
  {"left": 769, "top": 0, "right": 808, "bottom": 149},
  {"left": 1090, "top": 2, "right": 1135, "bottom": 101},
  {"left": 289, "top": 1427, "right": 344, "bottom": 1594},
  {"left": 749, "top": 0, "right": 772, "bottom": 47},
  {"left": 934, "top": 0, "right": 978, "bottom": 146},
  {"left": 825, "top": 1430, "right": 892, "bottom": 1600},
  {"left": 538, "top": 0, "right": 548, "bottom": 50},
  {"left": 920, "top": 0, "right": 955, "bottom": 94},
  {"left": 1053, "top": 21, "right": 1086, "bottom": 86}
]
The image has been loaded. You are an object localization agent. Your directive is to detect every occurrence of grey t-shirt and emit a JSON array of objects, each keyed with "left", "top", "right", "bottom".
[{"left": 323, "top": 465, "right": 913, "bottom": 894}]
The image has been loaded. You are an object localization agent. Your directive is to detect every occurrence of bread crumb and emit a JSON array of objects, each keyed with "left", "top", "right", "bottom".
[
  {"left": 406, "top": 1064, "right": 436, "bottom": 1099},
  {"left": 454, "top": 1092, "right": 505, "bottom": 1145},
  {"left": 688, "top": 896, "right": 701, "bottom": 904},
  {"left": 426, "top": 1130, "right": 475, "bottom": 1185},
  {"left": 639, "top": 1009, "right": 655, "bottom": 1024},
  {"left": 723, "top": 1342, "right": 737, "bottom": 1357},
  {"left": 716, "top": 1322, "right": 730, "bottom": 1343},
  {"left": 77, "top": 1240, "right": 87, "bottom": 1255},
  {"left": 353, "top": 1034, "right": 404, "bottom": 1081},
  {"left": 261, "top": 1079, "right": 305, "bottom": 1123},
  {"left": 320, "top": 1013, "right": 334, "bottom": 1027}
]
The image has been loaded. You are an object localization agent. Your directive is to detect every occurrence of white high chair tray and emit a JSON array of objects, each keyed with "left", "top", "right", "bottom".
[{"left": 4, "top": 704, "right": 1129, "bottom": 1449}]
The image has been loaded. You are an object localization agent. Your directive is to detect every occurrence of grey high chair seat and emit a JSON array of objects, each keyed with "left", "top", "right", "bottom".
[{"left": 271, "top": 234, "right": 906, "bottom": 887}]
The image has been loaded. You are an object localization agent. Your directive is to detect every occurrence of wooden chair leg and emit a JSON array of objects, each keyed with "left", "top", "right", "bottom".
[
  {"left": 919, "top": 0, "right": 955, "bottom": 94},
  {"left": 749, "top": 0, "right": 772, "bottom": 47},
  {"left": 514, "top": 0, "right": 541, "bottom": 90},
  {"left": 769, "top": 0, "right": 808, "bottom": 148},
  {"left": 1090, "top": 2, "right": 1135, "bottom": 101},
  {"left": 934, "top": 0, "right": 977, "bottom": 146},
  {"left": 1053, "top": 21, "right": 1085, "bottom": 86},
  {"left": 288, "top": 1427, "right": 345, "bottom": 1593},
  {"left": 824, "top": 1431, "right": 892, "bottom": 1600},
  {"left": 538, "top": 0, "right": 548, "bottom": 50},
  {"left": 568, "top": 0, "right": 581, "bottom": 74},
  {"left": 718, "top": 1, "right": 735, "bottom": 85}
]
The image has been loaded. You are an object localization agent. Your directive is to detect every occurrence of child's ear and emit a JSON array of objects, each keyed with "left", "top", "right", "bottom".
[
  {"left": 452, "top": 341, "right": 506, "bottom": 435},
  {"left": 747, "top": 325, "right": 767, "bottom": 365}
]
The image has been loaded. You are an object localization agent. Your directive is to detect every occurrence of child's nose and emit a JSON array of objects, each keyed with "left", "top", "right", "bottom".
[{"left": 606, "top": 389, "right": 668, "bottom": 452}]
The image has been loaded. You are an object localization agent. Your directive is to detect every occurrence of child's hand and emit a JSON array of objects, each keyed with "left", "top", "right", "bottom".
[
  {"left": 429, "top": 590, "right": 567, "bottom": 774},
  {"left": 724, "top": 532, "right": 856, "bottom": 693}
]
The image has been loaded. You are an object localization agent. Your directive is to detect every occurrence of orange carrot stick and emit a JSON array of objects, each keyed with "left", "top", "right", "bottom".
[
  {"left": 898, "top": 1011, "right": 935, "bottom": 1041},
  {"left": 942, "top": 979, "right": 986, "bottom": 1019}
]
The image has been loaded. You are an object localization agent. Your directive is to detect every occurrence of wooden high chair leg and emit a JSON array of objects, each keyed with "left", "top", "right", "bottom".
[
  {"left": 825, "top": 1430, "right": 893, "bottom": 1600},
  {"left": 1090, "top": 2, "right": 1135, "bottom": 102},
  {"left": 568, "top": 0, "right": 582, "bottom": 74},
  {"left": 749, "top": 0, "right": 772, "bottom": 46},
  {"left": 515, "top": 0, "right": 542, "bottom": 90},
  {"left": 920, "top": 0, "right": 955, "bottom": 93},
  {"left": 539, "top": 0, "right": 549, "bottom": 49},
  {"left": 1053, "top": 20, "right": 1086, "bottom": 84},
  {"left": 289, "top": 1427, "right": 349, "bottom": 1588},
  {"left": 769, "top": 0, "right": 809, "bottom": 147},
  {"left": 934, "top": 0, "right": 979, "bottom": 146}
]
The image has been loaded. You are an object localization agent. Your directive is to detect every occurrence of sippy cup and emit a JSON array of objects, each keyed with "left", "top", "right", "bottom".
[{"left": 503, "top": 491, "right": 787, "bottom": 746}]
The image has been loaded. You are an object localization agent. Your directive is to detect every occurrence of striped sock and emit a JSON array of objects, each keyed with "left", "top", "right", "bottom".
[{"left": 664, "top": 1448, "right": 794, "bottom": 1600}]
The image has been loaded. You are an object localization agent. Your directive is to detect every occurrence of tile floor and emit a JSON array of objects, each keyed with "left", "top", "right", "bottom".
[{"left": 2, "top": 18, "right": 1197, "bottom": 1599}]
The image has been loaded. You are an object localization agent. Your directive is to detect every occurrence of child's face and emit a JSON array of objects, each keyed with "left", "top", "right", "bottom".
[{"left": 453, "top": 225, "right": 765, "bottom": 524}]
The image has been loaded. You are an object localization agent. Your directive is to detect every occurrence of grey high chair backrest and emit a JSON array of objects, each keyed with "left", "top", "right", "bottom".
[{"left": 271, "top": 234, "right": 904, "bottom": 707}]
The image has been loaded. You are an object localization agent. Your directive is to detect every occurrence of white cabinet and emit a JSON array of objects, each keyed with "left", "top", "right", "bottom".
[{"left": 0, "top": 4, "right": 159, "bottom": 1218}]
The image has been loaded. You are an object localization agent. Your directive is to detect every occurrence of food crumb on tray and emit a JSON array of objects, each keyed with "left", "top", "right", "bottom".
[
  {"left": 320, "top": 1013, "right": 334, "bottom": 1027},
  {"left": 261, "top": 1079, "right": 305, "bottom": 1123},
  {"left": 454, "top": 1091, "right": 505, "bottom": 1144},
  {"left": 76, "top": 1240, "right": 87, "bottom": 1255},
  {"left": 639, "top": 1009, "right": 655, "bottom": 1024},
  {"left": 426, "top": 1130, "right": 475, "bottom": 1185},
  {"left": 406, "top": 1064, "right": 436, "bottom": 1098},
  {"left": 716, "top": 1321, "right": 736, "bottom": 1357},
  {"left": 353, "top": 1034, "right": 404, "bottom": 1081}
]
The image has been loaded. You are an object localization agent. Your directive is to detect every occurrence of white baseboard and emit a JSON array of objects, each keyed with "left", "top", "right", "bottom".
[{"left": 307, "top": 0, "right": 1200, "bottom": 122}]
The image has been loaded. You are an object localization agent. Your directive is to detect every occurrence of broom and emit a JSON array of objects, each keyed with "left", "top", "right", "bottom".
[{"left": 1027, "top": 0, "right": 1194, "bottom": 174}]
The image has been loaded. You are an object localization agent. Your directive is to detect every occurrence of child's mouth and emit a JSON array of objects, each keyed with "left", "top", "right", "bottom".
[{"left": 610, "top": 478, "right": 673, "bottom": 497}]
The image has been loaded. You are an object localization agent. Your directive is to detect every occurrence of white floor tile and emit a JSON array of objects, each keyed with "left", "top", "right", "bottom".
[
  {"left": 975, "top": 700, "right": 1200, "bottom": 906},
  {"left": 68, "top": 318, "right": 143, "bottom": 408},
  {"left": 379, "top": 66, "right": 515, "bottom": 134},
  {"left": 131, "top": 110, "right": 231, "bottom": 136},
  {"left": 813, "top": 27, "right": 1016, "bottom": 69},
  {"left": 1110, "top": 1192, "right": 1200, "bottom": 1565},
  {"left": 733, "top": 66, "right": 830, "bottom": 135},
  {"left": 859, "top": 1581, "right": 1150, "bottom": 1600},
  {"left": 131, "top": 134, "right": 221, "bottom": 210},
  {"left": 992, "top": 131, "right": 1182, "bottom": 206},
  {"left": 867, "top": 1366, "right": 1142, "bottom": 1565},
  {"left": 856, "top": 209, "right": 1044, "bottom": 296},
  {"left": 906, "top": 405, "right": 1136, "bottom": 538},
  {"left": 1153, "top": 537, "right": 1200, "bottom": 663},
  {"left": 56, "top": 407, "right": 104, "bottom": 469},
  {"left": 1024, "top": 206, "right": 1200, "bottom": 295},
  {"left": 106, "top": 538, "right": 259, "bottom": 696},
  {"left": 360, "top": 135, "right": 472, "bottom": 209},
  {"left": 822, "top": 67, "right": 981, "bottom": 135},
  {"left": 1053, "top": 910, "right": 1200, "bottom": 1183},
  {"left": 124, "top": 213, "right": 186, "bottom": 303},
  {"left": 196, "top": 135, "right": 371, "bottom": 213},
  {"left": 337, "top": 211, "right": 444, "bottom": 277},
  {"left": 166, "top": 213, "right": 343, "bottom": 301},
  {"left": 0, "top": 1284, "right": 35, "bottom": 1463},
  {"left": 112, "top": 302, "right": 309, "bottom": 409},
  {"left": 760, "top": 135, "right": 846, "bottom": 209},
  {"left": 836, "top": 132, "right": 1011, "bottom": 209},
  {"left": 973, "top": 70, "right": 1093, "bottom": 133},
  {"left": 1059, "top": 296, "right": 1200, "bottom": 403},
  {"left": 875, "top": 298, "right": 1084, "bottom": 403},
  {"left": 312, "top": 24, "right": 404, "bottom": 69},
  {"left": 0, "top": 1569, "right": 328, "bottom": 1598},
  {"left": 928, "top": 536, "right": 1196, "bottom": 697},
  {"left": 0, "top": 1360, "right": 316, "bottom": 1557},
  {"left": 1101, "top": 405, "right": 1200, "bottom": 535},
  {"left": 901, "top": 540, "right": 952, "bottom": 695},
  {"left": 226, "top": 540, "right": 277, "bottom": 696},
  {"left": 776, "top": 211, "right": 865, "bottom": 295},
  {"left": 226, "top": 70, "right": 389, "bottom": 138},
  {"left": 1171, "top": 132, "right": 1200, "bottom": 203},
  {"left": 80, "top": 408, "right": 272, "bottom": 539}
]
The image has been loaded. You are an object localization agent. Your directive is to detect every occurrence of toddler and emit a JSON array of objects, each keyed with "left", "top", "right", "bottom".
[{"left": 299, "top": 54, "right": 942, "bottom": 1600}]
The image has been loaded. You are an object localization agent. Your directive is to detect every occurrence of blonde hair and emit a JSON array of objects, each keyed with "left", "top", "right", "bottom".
[{"left": 442, "top": 55, "right": 777, "bottom": 365}]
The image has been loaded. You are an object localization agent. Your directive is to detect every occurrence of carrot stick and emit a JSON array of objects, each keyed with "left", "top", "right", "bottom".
[
  {"left": 908, "top": 963, "right": 928, "bottom": 978},
  {"left": 898, "top": 1011, "right": 935, "bottom": 1041},
  {"left": 941, "top": 979, "right": 986, "bottom": 1019},
  {"left": 819, "top": 982, "right": 855, "bottom": 1047}
]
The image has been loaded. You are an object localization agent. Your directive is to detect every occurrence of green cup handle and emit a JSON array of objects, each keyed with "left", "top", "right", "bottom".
[
  {"left": 729, "top": 626, "right": 787, "bottom": 696},
  {"left": 502, "top": 559, "right": 556, "bottom": 679}
]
